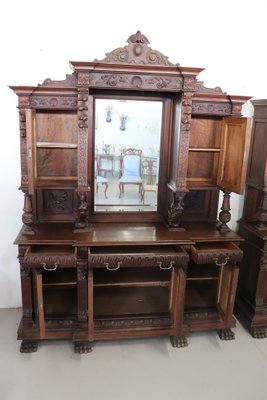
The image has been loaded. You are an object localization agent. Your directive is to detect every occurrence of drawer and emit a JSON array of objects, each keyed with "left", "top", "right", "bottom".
[
  {"left": 89, "top": 245, "right": 189, "bottom": 270},
  {"left": 23, "top": 245, "right": 77, "bottom": 269},
  {"left": 190, "top": 242, "right": 243, "bottom": 265}
]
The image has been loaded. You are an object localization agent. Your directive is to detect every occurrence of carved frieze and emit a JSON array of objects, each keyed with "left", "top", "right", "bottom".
[
  {"left": 94, "top": 315, "right": 171, "bottom": 330},
  {"left": 98, "top": 30, "right": 175, "bottom": 66},
  {"left": 90, "top": 252, "right": 189, "bottom": 269},
  {"left": 192, "top": 101, "right": 231, "bottom": 115},
  {"left": 30, "top": 96, "right": 77, "bottom": 109},
  {"left": 89, "top": 72, "right": 183, "bottom": 91},
  {"left": 23, "top": 254, "right": 76, "bottom": 268}
]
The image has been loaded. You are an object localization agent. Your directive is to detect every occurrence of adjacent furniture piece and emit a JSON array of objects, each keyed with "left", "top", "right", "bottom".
[
  {"left": 236, "top": 99, "right": 267, "bottom": 338},
  {"left": 10, "top": 31, "right": 252, "bottom": 353}
]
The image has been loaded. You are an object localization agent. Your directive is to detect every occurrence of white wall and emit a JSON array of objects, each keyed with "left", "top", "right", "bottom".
[{"left": 0, "top": 0, "right": 266, "bottom": 308}]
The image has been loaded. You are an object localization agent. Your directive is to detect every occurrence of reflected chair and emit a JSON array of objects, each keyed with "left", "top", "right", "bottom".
[
  {"left": 95, "top": 158, "right": 108, "bottom": 198},
  {"left": 140, "top": 158, "right": 158, "bottom": 204},
  {"left": 118, "top": 148, "right": 143, "bottom": 198}
]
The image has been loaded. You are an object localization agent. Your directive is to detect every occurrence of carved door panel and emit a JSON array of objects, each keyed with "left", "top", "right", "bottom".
[
  {"left": 217, "top": 263, "right": 239, "bottom": 327},
  {"left": 217, "top": 117, "right": 251, "bottom": 194}
]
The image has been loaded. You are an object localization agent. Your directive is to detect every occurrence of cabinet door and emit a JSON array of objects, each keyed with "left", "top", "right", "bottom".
[{"left": 217, "top": 117, "right": 251, "bottom": 194}]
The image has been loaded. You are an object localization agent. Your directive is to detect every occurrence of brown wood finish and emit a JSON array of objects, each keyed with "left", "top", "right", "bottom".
[
  {"left": 236, "top": 100, "right": 267, "bottom": 338},
  {"left": 10, "top": 31, "right": 252, "bottom": 352}
]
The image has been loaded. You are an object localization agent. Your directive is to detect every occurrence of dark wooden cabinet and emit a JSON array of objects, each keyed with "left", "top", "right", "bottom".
[
  {"left": 11, "top": 31, "right": 252, "bottom": 353},
  {"left": 236, "top": 99, "right": 267, "bottom": 338}
]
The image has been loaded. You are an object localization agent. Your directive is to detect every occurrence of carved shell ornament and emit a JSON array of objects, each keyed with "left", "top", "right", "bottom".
[{"left": 99, "top": 30, "right": 175, "bottom": 66}]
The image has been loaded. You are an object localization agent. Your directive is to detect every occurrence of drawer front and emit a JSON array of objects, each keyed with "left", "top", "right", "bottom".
[
  {"left": 89, "top": 247, "right": 189, "bottom": 270},
  {"left": 190, "top": 242, "right": 243, "bottom": 265},
  {"left": 23, "top": 246, "right": 76, "bottom": 269}
]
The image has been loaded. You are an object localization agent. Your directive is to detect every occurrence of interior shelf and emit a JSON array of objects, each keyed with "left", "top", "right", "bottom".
[{"left": 93, "top": 267, "right": 171, "bottom": 288}]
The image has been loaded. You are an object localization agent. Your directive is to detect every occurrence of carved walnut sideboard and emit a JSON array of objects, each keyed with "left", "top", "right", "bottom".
[{"left": 10, "top": 31, "right": 251, "bottom": 353}]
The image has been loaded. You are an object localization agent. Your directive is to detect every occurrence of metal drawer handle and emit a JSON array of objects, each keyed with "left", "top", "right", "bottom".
[
  {"left": 104, "top": 261, "right": 122, "bottom": 271},
  {"left": 157, "top": 261, "right": 174, "bottom": 270},
  {"left": 42, "top": 262, "right": 59, "bottom": 271},
  {"left": 214, "top": 257, "right": 229, "bottom": 267}
]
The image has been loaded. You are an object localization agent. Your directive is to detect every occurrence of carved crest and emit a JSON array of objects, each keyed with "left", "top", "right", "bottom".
[{"left": 98, "top": 31, "right": 175, "bottom": 66}]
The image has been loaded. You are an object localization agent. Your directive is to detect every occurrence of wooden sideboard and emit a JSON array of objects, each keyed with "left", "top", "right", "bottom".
[
  {"left": 236, "top": 100, "right": 267, "bottom": 339},
  {"left": 10, "top": 31, "right": 252, "bottom": 352}
]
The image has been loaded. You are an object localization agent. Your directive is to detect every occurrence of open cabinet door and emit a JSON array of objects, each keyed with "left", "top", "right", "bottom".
[{"left": 217, "top": 117, "right": 251, "bottom": 194}]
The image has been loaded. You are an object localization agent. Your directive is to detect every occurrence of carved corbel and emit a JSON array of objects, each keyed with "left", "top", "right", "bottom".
[
  {"left": 74, "top": 191, "right": 90, "bottom": 230},
  {"left": 167, "top": 191, "right": 187, "bottom": 229}
]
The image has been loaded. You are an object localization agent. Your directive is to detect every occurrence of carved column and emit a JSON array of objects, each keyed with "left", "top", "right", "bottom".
[
  {"left": 167, "top": 92, "right": 193, "bottom": 228},
  {"left": 22, "top": 191, "right": 35, "bottom": 234},
  {"left": 75, "top": 73, "right": 91, "bottom": 230},
  {"left": 217, "top": 189, "right": 231, "bottom": 232},
  {"left": 18, "top": 245, "right": 33, "bottom": 320},
  {"left": 77, "top": 246, "right": 88, "bottom": 322}
]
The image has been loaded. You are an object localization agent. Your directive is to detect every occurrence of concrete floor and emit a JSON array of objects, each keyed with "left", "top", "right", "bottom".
[{"left": 0, "top": 308, "right": 267, "bottom": 400}]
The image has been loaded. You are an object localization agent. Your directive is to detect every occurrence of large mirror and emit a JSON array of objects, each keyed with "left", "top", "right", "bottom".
[{"left": 94, "top": 98, "right": 163, "bottom": 212}]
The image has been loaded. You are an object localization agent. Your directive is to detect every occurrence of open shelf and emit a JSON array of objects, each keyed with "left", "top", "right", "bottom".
[
  {"left": 94, "top": 286, "right": 170, "bottom": 317},
  {"left": 93, "top": 267, "right": 171, "bottom": 288}
]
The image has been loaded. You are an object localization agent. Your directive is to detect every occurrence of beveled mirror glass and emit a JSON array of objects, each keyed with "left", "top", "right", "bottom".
[{"left": 94, "top": 98, "right": 162, "bottom": 212}]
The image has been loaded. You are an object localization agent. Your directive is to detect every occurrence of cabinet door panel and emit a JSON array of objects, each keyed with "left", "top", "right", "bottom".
[{"left": 217, "top": 117, "right": 251, "bottom": 194}]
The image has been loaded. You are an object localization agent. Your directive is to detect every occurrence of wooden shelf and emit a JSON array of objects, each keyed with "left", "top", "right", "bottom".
[
  {"left": 36, "top": 142, "right": 78, "bottom": 149},
  {"left": 189, "top": 147, "right": 220, "bottom": 152},
  {"left": 94, "top": 268, "right": 171, "bottom": 288}
]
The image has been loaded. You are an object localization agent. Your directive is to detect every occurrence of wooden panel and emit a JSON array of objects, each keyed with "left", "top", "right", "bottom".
[
  {"left": 247, "top": 121, "right": 267, "bottom": 187},
  {"left": 36, "top": 111, "right": 77, "bottom": 143},
  {"left": 37, "top": 148, "right": 77, "bottom": 177},
  {"left": 217, "top": 117, "right": 250, "bottom": 194},
  {"left": 187, "top": 151, "right": 219, "bottom": 180},
  {"left": 190, "top": 117, "right": 222, "bottom": 148}
]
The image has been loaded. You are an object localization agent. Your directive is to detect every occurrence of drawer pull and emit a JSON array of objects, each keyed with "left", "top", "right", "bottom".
[
  {"left": 42, "top": 262, "right": 59, "bottom": 271},
  {"left": 157, "top": 261, "right": 174, "bottom": 270},
  {"left": 104, "top": 261, "right": 122, "bottom": 271},
  {"left": 214, "top": 257, "right": 229, "bottom": 267}
]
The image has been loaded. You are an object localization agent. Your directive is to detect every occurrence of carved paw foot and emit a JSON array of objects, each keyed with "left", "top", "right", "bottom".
[
  {"left": 218, "top": 328, "right": 235, "bottom": 340},
  {"left": 20, "top": 340, "right": 38, "bottom": 353},
  {"left": 170, "top": 335, "right": 188, "bottom": 348},
  {"left": 74, "top": 341, "right": 93, "bottom": 354},
  {"left": 251, "top": 327, "right": 266, "bottom": 339}
]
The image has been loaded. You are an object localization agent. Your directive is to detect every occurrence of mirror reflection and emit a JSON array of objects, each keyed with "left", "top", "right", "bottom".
[{"left": 94, "top": 98, "right": 162, "bottom": 212}]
